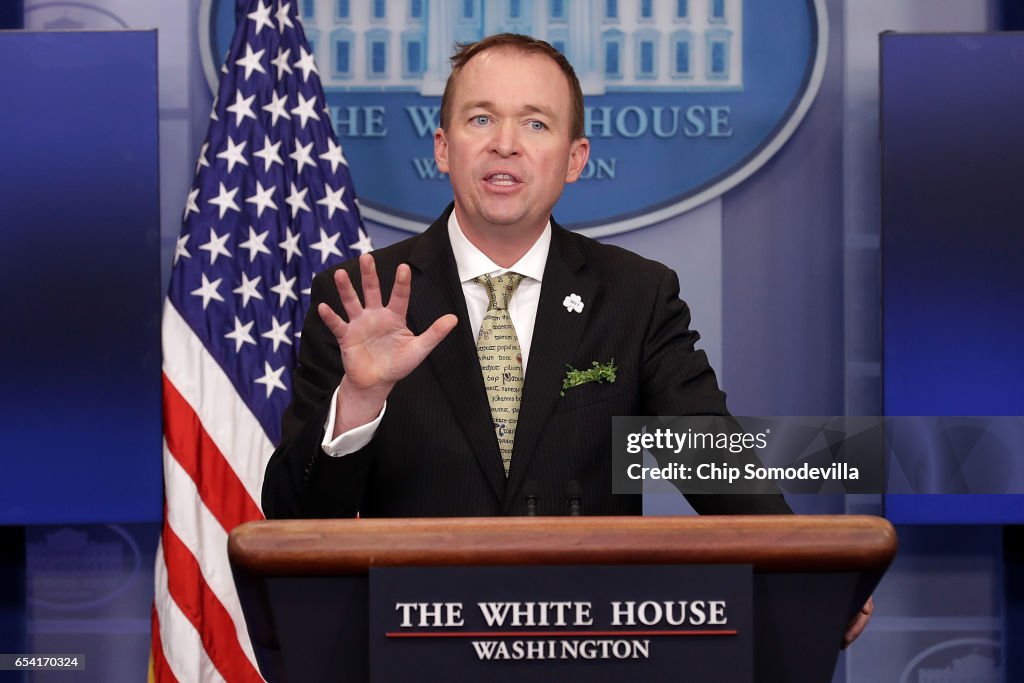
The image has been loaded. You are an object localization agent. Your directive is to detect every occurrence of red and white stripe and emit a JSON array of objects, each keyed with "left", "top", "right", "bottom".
[{"left": 152, "top": 303, "right": 274, "bottom": 682}]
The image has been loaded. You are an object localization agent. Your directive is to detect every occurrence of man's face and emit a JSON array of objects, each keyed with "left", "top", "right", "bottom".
[{"left": 434, "top": 49, "right": 589, "bottom": 238}]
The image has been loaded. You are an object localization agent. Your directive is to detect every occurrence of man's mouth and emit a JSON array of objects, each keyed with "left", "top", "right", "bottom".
[{"left": 484, "top": 172, "right": 520, "bottom": 187}]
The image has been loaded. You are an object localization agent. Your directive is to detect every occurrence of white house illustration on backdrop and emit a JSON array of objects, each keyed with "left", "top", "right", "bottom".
[{"left": 298, "top": 0, "right": 743, "bottom": 94}]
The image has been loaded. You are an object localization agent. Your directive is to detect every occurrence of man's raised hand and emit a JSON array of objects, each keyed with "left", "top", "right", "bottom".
[{"left": 318, "top": 253, "right": 457, "bottom": 435}]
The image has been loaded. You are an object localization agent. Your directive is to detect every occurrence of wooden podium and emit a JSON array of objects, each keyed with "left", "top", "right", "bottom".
[{"left": 229, "top": 515, "right": 897, "bottom": 683}]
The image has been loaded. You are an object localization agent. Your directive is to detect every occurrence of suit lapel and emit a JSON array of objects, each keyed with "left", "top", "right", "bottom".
[
  {"left": 503, "top": 224, "right": 596, "bottom": 512},
  {"left": 406, "top": 210, "right": 508, "bottom": 502}
]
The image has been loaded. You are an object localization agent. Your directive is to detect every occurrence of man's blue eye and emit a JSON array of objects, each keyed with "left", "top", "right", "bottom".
[
  {"left": 529, "top": 120, "right": 546, "bottom": 131},
  {"left": 474, "top": 115, "right": 489, "bottom": 125}
]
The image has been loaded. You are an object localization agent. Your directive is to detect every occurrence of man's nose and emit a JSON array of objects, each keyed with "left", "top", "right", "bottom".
[{"left": 490, "top": 121, "right": 520, "bottom": 157}]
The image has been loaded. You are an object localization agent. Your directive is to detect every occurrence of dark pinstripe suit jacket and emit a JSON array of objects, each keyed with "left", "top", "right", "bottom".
[{"left": 262, "top": 205, "right": 790, "bottom": 518}]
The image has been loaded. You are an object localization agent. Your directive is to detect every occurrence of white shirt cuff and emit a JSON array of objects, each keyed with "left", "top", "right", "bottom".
[{"left": 320, "top": 386, "right": 386, "bottom": 457}]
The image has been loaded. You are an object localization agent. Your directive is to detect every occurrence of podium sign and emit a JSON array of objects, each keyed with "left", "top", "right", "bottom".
[
  {"left": 369, "top": 565, "right": 752, "bottom": 683},
  {"left": 229, "top": 516, "right": 897, "bottom": 683}
]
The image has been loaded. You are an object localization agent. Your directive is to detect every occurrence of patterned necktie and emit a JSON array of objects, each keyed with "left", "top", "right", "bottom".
[{"left": 475, "top": 272, "right": 524, "bottom": 476}]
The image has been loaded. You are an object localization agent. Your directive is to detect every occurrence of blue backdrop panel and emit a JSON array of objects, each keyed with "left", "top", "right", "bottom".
[
  {"left": 881, "top": 33, "right": 1024, "bottom": 523},
  {"left": 0, "top": 31, "right": 162, "bottom": 524}
]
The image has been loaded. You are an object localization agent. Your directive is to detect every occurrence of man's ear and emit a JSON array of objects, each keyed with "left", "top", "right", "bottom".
[
  {"left": 565, "top": 137, "right": 591, "bottom": 184},
  {"left": 434, "top": 128, "right": 449, "bottom": 173}
]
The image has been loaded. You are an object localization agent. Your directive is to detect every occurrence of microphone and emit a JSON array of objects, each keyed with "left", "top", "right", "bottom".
[
  {"left": 523, "top": 481, "right": 539, "bottom": 516},
  {"left": 566, "top": 480, "right": 583, "bottom": 516}
]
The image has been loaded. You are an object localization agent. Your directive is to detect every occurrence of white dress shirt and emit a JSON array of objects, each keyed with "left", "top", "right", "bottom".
[{"left": 321, "top": 212, "right": 551, "bottom": 456}]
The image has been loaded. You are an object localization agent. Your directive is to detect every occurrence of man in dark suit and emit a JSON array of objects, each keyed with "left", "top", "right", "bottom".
[
  {"left": 264, "top": 199, "right": 794, "bottom": 517},
  {"left": 262, "top": 32, "right": 789, "bottom": 520}
]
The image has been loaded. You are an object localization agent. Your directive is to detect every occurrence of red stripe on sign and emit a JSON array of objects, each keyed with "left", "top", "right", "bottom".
[
  {"left": 385, "top": 629, "right": 739, "bottom": 638},
  {"left": 150, "top": 604, "right": 180, "bottom": 683},
  {"left": 162, "top": 374, "right": 263, "bottom": 531},
  {"left": 162, "top": 521, "right": 264, "bottom": 683}
]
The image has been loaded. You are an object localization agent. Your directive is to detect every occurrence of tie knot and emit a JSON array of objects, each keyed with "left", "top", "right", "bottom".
[{"left": 476, "top": 272, "right": 523, "bottom": 311}]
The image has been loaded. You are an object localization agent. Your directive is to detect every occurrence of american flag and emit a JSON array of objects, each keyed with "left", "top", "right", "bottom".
[{"left": 152, "top": 1, "right": 371, "bottom": 680}]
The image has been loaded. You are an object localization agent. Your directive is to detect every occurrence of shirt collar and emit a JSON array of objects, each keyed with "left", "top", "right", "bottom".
[{"left": 447, "top": 211, "right": 550, "bottom": 284}]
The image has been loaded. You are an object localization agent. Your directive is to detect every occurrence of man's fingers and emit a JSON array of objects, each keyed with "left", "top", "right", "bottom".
[
  {"left": 317, "top": 302, "right": 348, "bottom": 340},
  {"left": 841, "top": 597, "right": 874, "bottom": 649},
  {"left": 334, "top": 259, "right": 412, "bottom": 319},
  {"left": 841, "top": 612, "right": 869, "bottom": 649},
  {"left": 333, "top": 268, "right": 364, "bottom": 320},
  {"left": 388, "top": 264, "right": 412, "bottom": 318},
  {"left": 360, "top": 253, "right": 383, "bottom": 309}
]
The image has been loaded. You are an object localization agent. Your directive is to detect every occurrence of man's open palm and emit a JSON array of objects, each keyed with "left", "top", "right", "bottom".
[{"left": 317, "top": 253, "right": 458, "bottom": 392}]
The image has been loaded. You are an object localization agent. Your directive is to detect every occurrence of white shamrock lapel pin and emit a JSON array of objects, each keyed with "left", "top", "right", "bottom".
[{"left": 562, "top": 293, "right": 584, "bottom": 313}]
